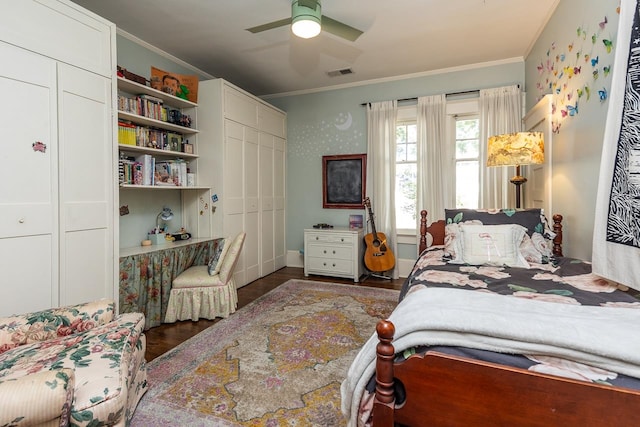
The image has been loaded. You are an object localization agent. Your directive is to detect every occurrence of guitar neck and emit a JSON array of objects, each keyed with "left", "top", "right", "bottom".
[{"left": 367, "top": 206, "right": 378, "bottom": 238}]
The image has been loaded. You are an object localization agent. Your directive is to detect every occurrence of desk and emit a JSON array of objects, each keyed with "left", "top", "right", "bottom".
[{"left": 119, "top": 238, "right": 221, "bottom": 329}]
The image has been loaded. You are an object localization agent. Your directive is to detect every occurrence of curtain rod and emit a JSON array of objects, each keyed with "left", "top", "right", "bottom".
[
  {"left": 360, "top": 85, "right": 520, "bottom": 107},
  {"left": 360, "top": 90, "right": 479, "bottom": 107}
]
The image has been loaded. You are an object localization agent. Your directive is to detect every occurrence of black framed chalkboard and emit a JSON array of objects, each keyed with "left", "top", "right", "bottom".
[{"left": 322, "top": 154, "right": 367, "bottom": 209}]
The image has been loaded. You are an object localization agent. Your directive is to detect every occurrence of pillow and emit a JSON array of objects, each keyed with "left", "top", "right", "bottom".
[
  {"left": 208, "top": 238, "right": 229, "bottom": 276},
  {"left": 445, "top": 208, "right": 545, "bottom": 236},
  {"left": 458, "top": 224, "right": 529, "bottom": 268}
]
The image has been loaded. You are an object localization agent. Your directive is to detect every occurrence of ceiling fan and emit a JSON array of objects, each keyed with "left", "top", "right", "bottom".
[{"left": 246, "top": 0, "right": 364, "bottom": 42}]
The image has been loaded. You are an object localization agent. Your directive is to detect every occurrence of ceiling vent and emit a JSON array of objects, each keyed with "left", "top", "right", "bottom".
[{"left": 327, "top": 68, "right": 354, "bottom": 77}]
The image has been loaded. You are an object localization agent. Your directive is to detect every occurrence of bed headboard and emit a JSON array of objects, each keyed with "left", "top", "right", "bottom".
[{"left": 418, "top": 210, "right": 564, "bottom": 257}]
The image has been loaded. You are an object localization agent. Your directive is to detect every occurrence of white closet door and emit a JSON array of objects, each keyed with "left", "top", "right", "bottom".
[
  {"left": 0, "top": 42, "right": 58, "bottom": 315},
  {"left": 57, "top": 63, "right": 114, "bottom": 305},
  {"left": 259, "top": 133, "right": 275, "bottom": 276},
  {"left": 274, "top": 136, "right": 286, "bottom": 270},
  {"left": 244, "top": 128, "right": 260, "bottom": 285}
]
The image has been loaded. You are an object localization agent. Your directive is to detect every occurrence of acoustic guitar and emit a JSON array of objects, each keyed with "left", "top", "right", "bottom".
[{"left": 363, "top": 197, "right": 396, "bottom": 272}]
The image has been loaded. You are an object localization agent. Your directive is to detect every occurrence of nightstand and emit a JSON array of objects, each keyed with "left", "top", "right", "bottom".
[{"left": 304, "top": 227, "right": 364, "bottom": 282}]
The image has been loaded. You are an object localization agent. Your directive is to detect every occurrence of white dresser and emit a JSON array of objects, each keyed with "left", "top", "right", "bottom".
[{"left": 304, "top": 228, "right": 364, "bottom": 282}]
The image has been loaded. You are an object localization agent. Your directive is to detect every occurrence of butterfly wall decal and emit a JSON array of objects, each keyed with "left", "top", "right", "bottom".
[
  {"left": 599, "top": 87, "right": 608, "bottom": 102},
  {"left": 603, "top": 39, "right": 613, "bottom": 53},
  {"left": 591, "top": 56, "right": 599, "bottom": 66},
  {"left": 604, "top": 65, "right": 611, "bottom": 76},
  {"left": 593, "top": 69, "right": 599, "bottom": 80},
  {"left": 567, "top": 103, "right": 579, "bottom": 116},
  {"left": 599, "top": 16, "right": 608, "bottom": 30}
]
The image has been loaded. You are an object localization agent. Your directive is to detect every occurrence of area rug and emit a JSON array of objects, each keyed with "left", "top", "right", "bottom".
[{"left": 130, "top": 279, "right": 399, "bottom": 426}]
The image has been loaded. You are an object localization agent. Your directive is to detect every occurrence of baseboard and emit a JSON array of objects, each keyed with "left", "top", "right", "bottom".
[
  {"left": 286, "top": 250, "right": 414, "bottom": 278},
  {"left": 287, "top": 250, "right": 304, "bottom": 269}
]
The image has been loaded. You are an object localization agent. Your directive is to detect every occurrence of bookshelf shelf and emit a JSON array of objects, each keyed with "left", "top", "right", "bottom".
[
  {"left": 118, "top": 144, "right": 198, "bottom": 159},
  {"left": 117, "top": 111, "right": 198, "bottom": 135},
  {"left": 117, "top": 77, "right": 196, "bottom": 109},
  {"left": 120, "top": 184, "right": 209, "bottom": 190}
]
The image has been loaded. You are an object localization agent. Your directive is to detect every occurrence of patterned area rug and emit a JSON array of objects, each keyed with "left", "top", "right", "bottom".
[{"left": 131, "top": 279, "right": 399, "bottom": 426}]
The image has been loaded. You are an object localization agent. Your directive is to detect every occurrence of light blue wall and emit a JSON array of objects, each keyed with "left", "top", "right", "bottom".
[
  {"left": 524, "top": 0, "right": 618, "bottom": 260},
  {"left": 267, "top": 62, "right": 525, "bottom": 256}
]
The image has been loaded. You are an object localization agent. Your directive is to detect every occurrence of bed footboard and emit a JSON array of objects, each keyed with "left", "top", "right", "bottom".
[{"left": 373, "top": 319, "right": 640, "bottom": 427}]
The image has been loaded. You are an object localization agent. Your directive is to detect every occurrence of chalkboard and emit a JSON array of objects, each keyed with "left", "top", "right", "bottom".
[{"left": 322, "top": 154, "right": 367, "bottom": 209}]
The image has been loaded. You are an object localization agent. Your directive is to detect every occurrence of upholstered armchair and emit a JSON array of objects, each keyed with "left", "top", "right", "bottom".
[{"left": 0, "top": 300, "right": 147, "bottom": 427}]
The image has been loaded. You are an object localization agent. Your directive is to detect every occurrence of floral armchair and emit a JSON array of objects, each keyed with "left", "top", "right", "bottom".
[{"left": 0, "top": 300, "right": 147, "bottom": 427}]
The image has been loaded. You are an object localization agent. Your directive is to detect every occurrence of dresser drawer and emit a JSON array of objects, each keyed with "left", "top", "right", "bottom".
[
  {"left": 307, "top": 244, "right": 353, "bottom": 260},
  {"left": 306, "top": 232, "right": 354, "bottom": 245},
  {"left": 307, "top": 257, "right": 353, "bottom": 275}
]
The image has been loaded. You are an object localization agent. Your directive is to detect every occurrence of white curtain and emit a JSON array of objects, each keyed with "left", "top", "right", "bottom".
[
  {"left": 479, "top": 85, "right": 523, "bottom": 208},
  {"left": 366, "top": 101, "right": 398, "bottom": 279},
  {"left": 417, "top": 94, "right": 449, "bottom": 225}
]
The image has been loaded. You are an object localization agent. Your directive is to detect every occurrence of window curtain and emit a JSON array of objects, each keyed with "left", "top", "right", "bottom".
[
  {"left": 366, "top": 100, "right": 399, "bottom": 279},
  {"left": 479, "top": 85, "right": 523, "bottom": 209},
  {"left": 417, "top": 94, "right": 449, "bottom": 228}
]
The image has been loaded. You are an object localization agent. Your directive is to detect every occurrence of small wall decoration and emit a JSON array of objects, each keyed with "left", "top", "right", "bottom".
[{"left": 322, "top": 154, "right": 367, "bottom": 209}]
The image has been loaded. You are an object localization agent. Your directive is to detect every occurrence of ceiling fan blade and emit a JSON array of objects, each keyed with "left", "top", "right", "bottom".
[
  {"left": 246, "top": 17, "right": 292, "bottom": 34},
  {"left": 321, "top": 15, "right": 364, "bottom": 42}
]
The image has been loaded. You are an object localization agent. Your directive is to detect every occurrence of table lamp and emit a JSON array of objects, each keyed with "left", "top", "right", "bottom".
[
  {"left": 487, "top": 132, "right": 544, "bottom": 208},
  {"left": 149, "top": 207, "right": 174, "bottom": 245}
]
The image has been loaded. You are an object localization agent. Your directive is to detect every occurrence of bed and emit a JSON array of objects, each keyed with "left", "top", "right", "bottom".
[{"left": 342, "top": 209, "right": 640, "bottom": 426}]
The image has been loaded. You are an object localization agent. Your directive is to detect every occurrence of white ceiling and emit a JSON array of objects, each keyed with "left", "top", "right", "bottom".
[{"left": 70, "top": 0, "right": 559, "bottom": 96}]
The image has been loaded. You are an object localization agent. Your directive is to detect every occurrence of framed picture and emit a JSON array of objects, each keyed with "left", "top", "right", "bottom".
[
  {"left": 322, "top": 154, "right": 367, "bottom": 209},
  {"left": 183, "top": 143, "right": 194, "bottom": 154}
]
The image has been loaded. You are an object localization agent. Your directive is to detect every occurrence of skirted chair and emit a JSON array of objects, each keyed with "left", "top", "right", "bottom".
[{"left": 164, "top": 232, "right": 246, "bottom": 322}]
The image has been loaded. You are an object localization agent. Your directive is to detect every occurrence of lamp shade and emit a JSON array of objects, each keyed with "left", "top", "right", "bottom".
[
  {"left": 291, "top": 0, "right": 321, "bottom": 39},
  {"left": 487, "top": 132, "right": 545, "bottom": 167},
  {"left": 156, "top": 207, "right": 174, "bottom": 232}
]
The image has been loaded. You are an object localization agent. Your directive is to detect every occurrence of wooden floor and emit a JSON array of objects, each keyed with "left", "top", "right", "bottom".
[{"left": 143, "top": 266, "right": 405, "bottom": 361}]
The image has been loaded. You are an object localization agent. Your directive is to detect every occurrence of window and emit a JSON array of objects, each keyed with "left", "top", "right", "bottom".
[
  {"left": 454, "top": 116, "right": 480, "bottom": 208},
  {"left": 395, "top": 121, "right": 417, "bottom": 231}
]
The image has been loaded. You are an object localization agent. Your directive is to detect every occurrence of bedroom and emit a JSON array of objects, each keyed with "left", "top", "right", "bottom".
[
  {"left": 68, "top": 0, "right": 616, "bottom": 273},
  {"left": 2, "top": 0, "right": 639, "bottom": 425}
]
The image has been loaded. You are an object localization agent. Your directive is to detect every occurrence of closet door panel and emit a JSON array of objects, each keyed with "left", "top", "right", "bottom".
[
  {"left": 274, "top": 136, "right": 286, "bottom": 269},
  {"left": 57, "top": 63, "right": 113, "bottom": 304},
  {"left": 260, "top": 133, "right": 275, "bottom": 276},
  {"left": 0, "top": 235, "right": 54, "bottom": 316},
  {"left": 0, "top": 0, "right": 112, "bottom": 77},
  {"left": 0, "top": 42, "right": 57, "bottom": 315},
  {"left": 0, "top": 42, "right": 57, "bottom": 239}
]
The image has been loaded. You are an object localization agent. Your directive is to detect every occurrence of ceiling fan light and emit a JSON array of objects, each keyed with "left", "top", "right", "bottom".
[
  {"left": 291, "top": 0, "right": 321, "bottom": 39},
  {"left": 292, "top": 18, "right": 321, "bottom": 38}
]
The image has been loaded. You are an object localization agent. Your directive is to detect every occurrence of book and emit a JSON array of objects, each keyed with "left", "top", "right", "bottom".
[{"left": 349, "top": 214, "right": 364, "bottom": 229}]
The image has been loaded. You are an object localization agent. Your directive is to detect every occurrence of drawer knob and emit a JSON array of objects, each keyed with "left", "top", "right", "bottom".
[
  {"left": 332, "top": 263, "right": 336, "bottom": 267},
  {"left": 332, "top": 250, "right": 336, "bottom": 254},
  {"left": 316, "top": 236, "right": 319, "bottom": 240},
  {"left": 18, "top": 218, "right": 25, "bottom": 224},
  {"left": 323, "top": 250, "right": 327, "bottom": 254},
  {"left": 341, "top": 238, "right": 344, "bottom": 242},
  {"left": 323, "top": 262, "right": 327, "bottom": 266}
]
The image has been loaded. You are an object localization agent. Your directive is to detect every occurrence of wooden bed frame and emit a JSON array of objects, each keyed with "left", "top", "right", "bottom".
[{"left": 372, "top": 210, "right": 640, "bottom": 426}]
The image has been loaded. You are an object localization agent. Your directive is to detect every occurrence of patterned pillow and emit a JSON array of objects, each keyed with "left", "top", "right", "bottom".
[
  {"left": 445, "top": 208, "right": 545, "bottom": 236},
  {"left": 458, "top": 224, "right": 529, "bottom": 268},
  {"left": 208, "top": 238, "right": 229, "bottom": 276},
  {"left": 444, "top": 208, "right": 555, "bottom": 263}
]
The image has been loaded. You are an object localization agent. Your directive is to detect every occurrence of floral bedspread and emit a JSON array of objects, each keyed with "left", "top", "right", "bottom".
[{"left": 358, "top": 247, "right": 640, "bottom": 424}]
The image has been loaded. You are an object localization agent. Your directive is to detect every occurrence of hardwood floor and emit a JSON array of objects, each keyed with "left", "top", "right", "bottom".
[{"left": 143, "top": 266, "right": 405, "bottom": 361}]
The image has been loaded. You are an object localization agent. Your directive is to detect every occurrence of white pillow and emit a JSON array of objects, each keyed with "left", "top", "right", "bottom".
[
  {"left": 207, "top": 238, "right": 230, "bottom": 276},
  {"left": 459, "top": 224, "right": 529, "bottom": 268}
]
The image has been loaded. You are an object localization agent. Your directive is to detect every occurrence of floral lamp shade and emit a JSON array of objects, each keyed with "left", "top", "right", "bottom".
[{"left": 487, "top": 132, "right": 545, "bottom": 167}]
